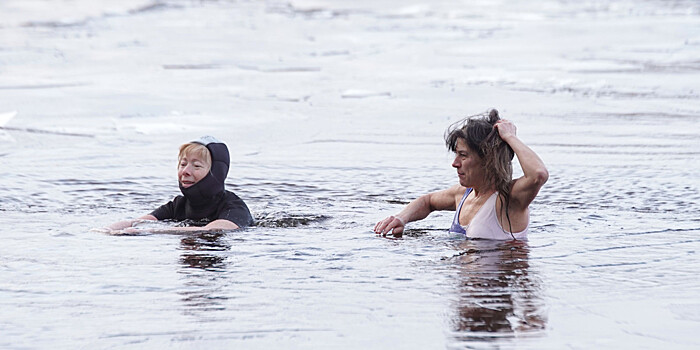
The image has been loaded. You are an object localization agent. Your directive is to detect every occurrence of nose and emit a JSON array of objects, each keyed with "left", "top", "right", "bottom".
[
  {"left": 180, "top": 164, "right": 193, "bottom": 176},
  {"left": 452, "top": 155, "right": 460, "bottom": 168}
]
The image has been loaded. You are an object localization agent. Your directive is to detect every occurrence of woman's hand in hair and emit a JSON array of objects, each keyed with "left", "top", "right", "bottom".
[
  {"left": 494, "top": 119, "right": 517, "bottom": 141},
  {"left": 498, "top": 119, "right": 549, "bottom": 210}
]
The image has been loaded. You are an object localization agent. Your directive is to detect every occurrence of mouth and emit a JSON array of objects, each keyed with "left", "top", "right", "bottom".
[{"left": 181, "top": 180, "right": 195, "bottom": 187}]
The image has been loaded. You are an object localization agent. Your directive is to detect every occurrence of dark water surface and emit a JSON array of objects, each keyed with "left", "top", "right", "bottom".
[{"left": 1, "top": 0, "right": 699, "bottom": 348}]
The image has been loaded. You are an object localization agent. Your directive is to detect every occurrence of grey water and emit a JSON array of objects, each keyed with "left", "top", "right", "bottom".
[{"left": 1, "top": 0, "right": 699, "bottom": 348}]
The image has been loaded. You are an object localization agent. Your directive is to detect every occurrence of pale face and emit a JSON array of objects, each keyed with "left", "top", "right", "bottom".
[
  {"left": 178, "top": 152, "right": 210, "bottom": 188},
  {"left": 452, "top": 138, "right": 486, "bottom": 188}
]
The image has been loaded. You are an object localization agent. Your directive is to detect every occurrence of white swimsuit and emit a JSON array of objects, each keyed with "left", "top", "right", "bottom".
[{"left": 449, "top": 189, "right": 528, "bottom": 240}]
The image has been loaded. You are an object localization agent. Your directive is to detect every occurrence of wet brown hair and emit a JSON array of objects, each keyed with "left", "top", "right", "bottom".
[{"left": 445, "top": 109, "right": 516, "bottom": 237}]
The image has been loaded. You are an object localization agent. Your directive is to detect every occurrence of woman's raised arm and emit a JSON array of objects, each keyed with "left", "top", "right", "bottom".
[{"left": 494, "top": 120, "right": 548, "bottom": 210}]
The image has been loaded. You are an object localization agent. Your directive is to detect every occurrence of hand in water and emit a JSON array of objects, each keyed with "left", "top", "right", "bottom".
[
  {"left": 90, "top": 226, "right": 142, "bottom": 235},
  {"left": 89, "top": 227, "right": 112, "bottom": 234},
  {"left": 374, "top": 215, "right": 406, "bottom": 236}
]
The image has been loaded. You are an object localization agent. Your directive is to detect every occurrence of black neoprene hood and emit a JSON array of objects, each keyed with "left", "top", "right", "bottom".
[{"left": 178, "top": 136, "right": 230, "bottom": 205}]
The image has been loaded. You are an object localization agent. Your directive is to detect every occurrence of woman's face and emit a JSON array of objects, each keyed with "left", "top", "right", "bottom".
[
  {"left": 178, "top": 152, "right": 210, "bottom": 188},
  {"left": 452, "top": 138, "right": 486, "bottom": 188}
]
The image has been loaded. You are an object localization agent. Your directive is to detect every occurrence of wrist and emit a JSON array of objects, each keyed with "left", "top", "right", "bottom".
[
  {"left": 395, "top": 215, "right": 407, "bottom": 226},
  {"left": 500, "top": 134, "right": 520, "bottom": 146},
  {"left": 500, "top": 133, "right": 517, "bottom": 141}
]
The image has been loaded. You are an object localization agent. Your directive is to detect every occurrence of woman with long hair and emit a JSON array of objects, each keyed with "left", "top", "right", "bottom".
[{"left": 374, "top": 109, "right": 548, "bottom": 240}]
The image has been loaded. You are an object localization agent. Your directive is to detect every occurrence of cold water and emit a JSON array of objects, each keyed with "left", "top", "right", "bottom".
[{"left": 1, "top": 0, "right": 699, "bottom": 348}]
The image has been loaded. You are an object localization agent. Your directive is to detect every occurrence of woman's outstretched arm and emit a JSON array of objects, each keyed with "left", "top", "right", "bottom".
[
  {"left": 107, "top": 215, "right": 157, "bottom": 231},
  {"left": 374, "top": 184, "right": 462, "bottom": 236},
  {"left": 104, "top": 218, "right": 240, "bottom": 235}
]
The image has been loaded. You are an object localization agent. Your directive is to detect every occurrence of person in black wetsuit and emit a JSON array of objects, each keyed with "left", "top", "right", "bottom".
[{"left": 105, "top": 136, "right": 253, "bottom": 234}]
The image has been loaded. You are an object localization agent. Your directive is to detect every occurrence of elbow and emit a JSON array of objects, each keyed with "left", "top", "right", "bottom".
[
  {"left": 534, "top": 168, "right": 549, "bottom": 186},
  {"left": 208, "top": 219, "right": 240, "bottom": 230},
  {"left": 423, "top": 193, "right": 439, "bottom": 213},
  {"left": 139, "top": 214, "right": 158, "bottom": 221}
]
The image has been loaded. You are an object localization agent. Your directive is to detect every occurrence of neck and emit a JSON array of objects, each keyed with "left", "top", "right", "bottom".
[{"left": 470, "top": 182, "right": 495, "bottom": 198}]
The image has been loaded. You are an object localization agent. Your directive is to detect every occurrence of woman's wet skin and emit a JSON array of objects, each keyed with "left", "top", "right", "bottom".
[{"left": 178, "top": 154, "right": 210, "bottom": 188}]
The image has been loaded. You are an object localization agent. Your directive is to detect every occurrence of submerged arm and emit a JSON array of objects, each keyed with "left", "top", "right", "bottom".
[
  {"left": 105, "top": 218, "right": 239, "bottom": 235},
  {"left": 106, "top": 215, "right": 157, "bottom": 231}
]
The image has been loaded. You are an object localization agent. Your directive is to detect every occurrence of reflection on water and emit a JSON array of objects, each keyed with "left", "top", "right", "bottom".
[
  {"left": 254, "top": 211, "right": 329, "bottom": 228},
  {"left": 179, "top": 231, "right": 230, "bottom": 270},
  {"left": 448, "top": 240, "right": 546, "bottom": 343},
  {"left": 179, "top": 232, "right": 231, "bottom": 316}
]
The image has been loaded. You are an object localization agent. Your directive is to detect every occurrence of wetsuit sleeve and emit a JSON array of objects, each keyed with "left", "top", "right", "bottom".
[
  {"left": 150, "top": 200, "right": 176, "bottom": 220},
  {"left": 218, "top": 193, "right": 254, "bottom": 228}
]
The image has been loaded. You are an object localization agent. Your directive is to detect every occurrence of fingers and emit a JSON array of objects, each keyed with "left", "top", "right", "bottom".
[
  {"left": 498, "top": 120, "right": 515, "bottom": 127},
  {"left": 374, "top": 217, "right": 388, "bottom": 234},
  {"left": 494, "top": 119, "right": 516, "bottom": 136},
  {"left": 494, "top": 119, "right": 511, "bottom": 127},
  {"left": 105, "top": 227, "right": 139, "bottom": 235},
  {"left": 89, "top": 227, "right": 110, "bottom": 234},
  {"left": 91, "top": 227, "right": 126, "bottom": 235},
  {"left": 389, "top": 222, "right": 404, "bottom": 236},
  {"left": 373, "top": 217, "right": 391, "bottom": 234},
  {"left": 374, "top": 215, "right": 405, "bottom": 236}
]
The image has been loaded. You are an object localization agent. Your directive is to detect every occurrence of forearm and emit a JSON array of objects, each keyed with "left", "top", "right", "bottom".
[
  {"left": 107, "top": 215, "right": 157, "bottom": 230},
  {"left": 396, "top": 194, "right": 435, "bottom": 223},
  {"left": 110, "top": 218, "right": 239, "bottom": 235},
  {"left": 375, "top": 187, "right": 458, "bottom": 235},
  {"left": 146, "top": 226, "right": 220, "bottom": 233},
  {"left": 204, "top": 219, "right": 240, "bottom": 230},
  {"left": 166, "top": 220, "right": 238, "bottom": 232}
]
